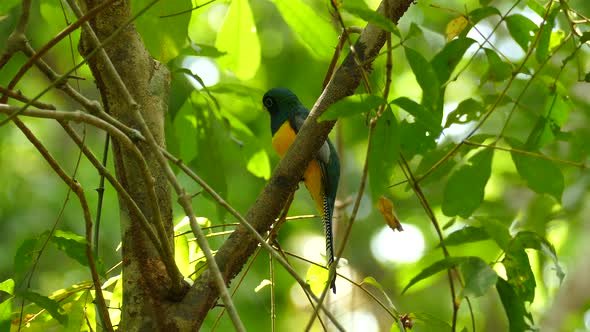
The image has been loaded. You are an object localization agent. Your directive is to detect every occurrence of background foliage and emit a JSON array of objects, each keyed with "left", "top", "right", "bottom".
[{"left": 1, "top": 0, "right": 590, "bottom": 331}]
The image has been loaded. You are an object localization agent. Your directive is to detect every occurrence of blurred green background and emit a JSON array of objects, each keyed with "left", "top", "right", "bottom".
[{"left": 1, "top": 0, "right": 590, "bottom": 330}]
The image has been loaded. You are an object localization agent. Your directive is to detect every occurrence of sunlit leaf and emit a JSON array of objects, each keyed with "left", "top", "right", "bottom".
[
  {"left": 216, "top": 0, "right": 261, "bottom": 79},
  {"left": 271, "top": 0, "right": 338, "bottom": 59},
  {"left": 65, "top": 290, "right": 91, "bottom": 331},
  {"left": 442, "top": 148, "right": 494, "bottom": 218},
  {"left": 505, "top": 14, "right": 537, "bottom": 52},
  {"left": 175, "top": 232, "right": 190, "bottom": 276},
  {"left": 342, "top": 2, "right": 400, "bottom": 36},
  {"left": 496, "top": 278, "right": 529, "bottom": 332},
  {"left": 306, "top": 263, "right": 329, "bottom": 295},
  {"left": 319, "top": 94, "right": 385, "bottom": 121},
  {"left": 132, "top": 0, "right": 191, "bottom": 63},
  {"left": 0, "top": 279, "right": 14, "bottom": 331},
  {"left": 459, "top": 257, "right": 497, "bottom": 297},
  {"left": 362, "top": 276, "right": 399, "bottom": 314},
  {"left": 404, "top": 47, "right": 440, "bottom": 112},
  {"left": 368, "top": 108, "right": 400, "bottom": 202},
  {"left": 446, "top": 16, "right": 469, "bottom": 41},
  {"left": 483, "top": 48, "right": 512, "bottom": 82},
  {"left": 508, "top": 139, "right": 564, "bottom": 201},
  {"left": 444, "top": 98, "right": 484, "bottom": 128}
]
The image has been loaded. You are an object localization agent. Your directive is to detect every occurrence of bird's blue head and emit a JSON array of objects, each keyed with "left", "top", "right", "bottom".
[{"left": 263, "top": 88, "right": 303, "bottom": 133}]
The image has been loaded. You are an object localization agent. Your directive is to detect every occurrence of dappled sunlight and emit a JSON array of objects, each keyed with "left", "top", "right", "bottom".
[{"left": 371, "top": 224, "right": 425, "bottom": 264}]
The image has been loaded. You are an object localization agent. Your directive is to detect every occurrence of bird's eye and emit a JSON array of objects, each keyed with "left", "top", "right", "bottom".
[{"left": 263, "top": 96, "right": 274, "bottom": 108}]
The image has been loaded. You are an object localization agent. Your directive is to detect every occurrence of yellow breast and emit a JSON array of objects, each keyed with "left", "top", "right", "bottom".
[
  {"left": 272, "top": 121, "right": 297, "bottom": 158},
  {"left": 272, "top": 121, "right": 326, "bottom": 218}
]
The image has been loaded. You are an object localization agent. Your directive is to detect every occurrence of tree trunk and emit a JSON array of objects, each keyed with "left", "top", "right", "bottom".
[{"left": 79, "top": 1, "right": 181, "bottom": 330}]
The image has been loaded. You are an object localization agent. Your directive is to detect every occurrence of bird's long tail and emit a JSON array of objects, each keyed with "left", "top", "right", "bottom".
[{"left": 323, "top": 197, "right": 336, "bottom": 294}]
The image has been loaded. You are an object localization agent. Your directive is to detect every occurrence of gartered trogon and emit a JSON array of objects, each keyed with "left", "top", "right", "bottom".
[{"left": 262, "top": 88, "right": 340, "bottom": 293}]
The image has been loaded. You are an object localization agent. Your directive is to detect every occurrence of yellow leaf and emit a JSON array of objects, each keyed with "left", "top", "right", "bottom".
[
  {"left": 377, "top": 196, "right": 403, "bottom": 232},
  {"left": 446, "top": 16, "right": 469, "bottom": 41}
]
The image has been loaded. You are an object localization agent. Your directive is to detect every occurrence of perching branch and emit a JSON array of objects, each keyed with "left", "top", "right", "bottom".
[{"left": 181, "top": 0, "right": 414, "bottom": 328}]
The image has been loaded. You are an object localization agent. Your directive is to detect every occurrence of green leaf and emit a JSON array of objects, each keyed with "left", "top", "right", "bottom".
[
  {"left": 406, "top": 22, "right": 423, "bottom": 40},
  {"left": 442, "top": 148, "right": 494, "bottom": 218},
  {"left": 319, "top": 94, "right": 385, "bottom": 121},
  {"left": 65, "top": 291, "right": 91, "bottom": 331},
  {"left": 412, "top": 312, "right": 452, "bottom": 331},
  {"left": 526, "top": 91, "right": 571, "bottom": 148},
  {"left": 50, "top": 230, "right": 89, "bottom": 267},
  {"left": 362, "top": 276, "right": 400, "bottom": 313},
  {"left": 508, "top": 139, "right": 564, "bottom": 201},
  {"left": 443, "top": 226, "right": 490, "bottom": 246},
  {"left": 483, "top": 48, "right": 513, "bottom": 82},
  {"left": 496, "top": 278, "right": 529, "bottom": 332},
  {"left": 191, "top": 96, "right": 229, "bottom": 219},
  {"left": 403, "top": 256, "right": 489, "bottom": 294},
  {"left": 0, "top": 0, "right": 20, "bottom": 14},
  {"left": 414, "top": 144, "right": 457, "bottom": 185},
  {"left": 479, "top": 218, "right": 512, "bottom": 250},
  {"left": 391, "top": 97, "right": 442, "bottom": 136},
  {"left": 580, "top": 31, "right": 590, "bottom": 44},
  {"left": 399, "top": 120, "right": 437, "bottom": 158},
  {"left": 18, "top": 290, "right": 68, "bottom": 325},
  {"left": 342, "top": 2, "right": 400, "bottom": 36},
  {"left": 514, "top": 231, "right": 564, "bottom": 283},
  {"left": 503, "top": 243, "right": 536, "bottom": 302},
  {"left": 444, "top": 98, "right": 484, "bottom": 128},
  {"left": 431, "top": 38, "right": 476, "bottom": 85},
  {"left": 0, "top": 279, "right": 14, "bottom": 332},
  {"left": 0, "top": 279, "right": 14, "bottom": 295},
  {"left": 460, "top": 257, "right": 498, "bottom": 297},
  {"left": 468, "top": 7, "right": 501, "bottom": 26},
  {"left": 168, "top": 71, "right": 195, "bottom": 120},
  {"left": 172, "top": 101, "right": 199, "bottom": 163},
  {"left": 175, "top": 232, "right": 191, "bottom": 277},
  {"left": 216, "top": 0, "right": 261, "bottom": 80},
  {"left": 180, "top": 43, "right": 227, "bottom": 58},
  {"left": 369, "top": 108, "right": 400, "bottom": 202},
  {"left": 14, "top": 237, "right": 43, "bottom": 280},
  {"left": 132, "top": 0, "right": 191, "bottom": 63},
  {"left": 224, "top": 112, "right": 271, "bottom": 179},
  {"left": 404, "top": 47, "right": 440, "bottom": 112},
  {"left": 505, "top": 14, "right": 538, "bottom": 52},
  {"left": 527, "top": 0, "right": 545, "bottom": 16},
  {"left": 536, "top": 6, "right": 560, "bottom": 63},
  {"left": 271, "top": 0, "right": 338, "bottom": 59}
]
